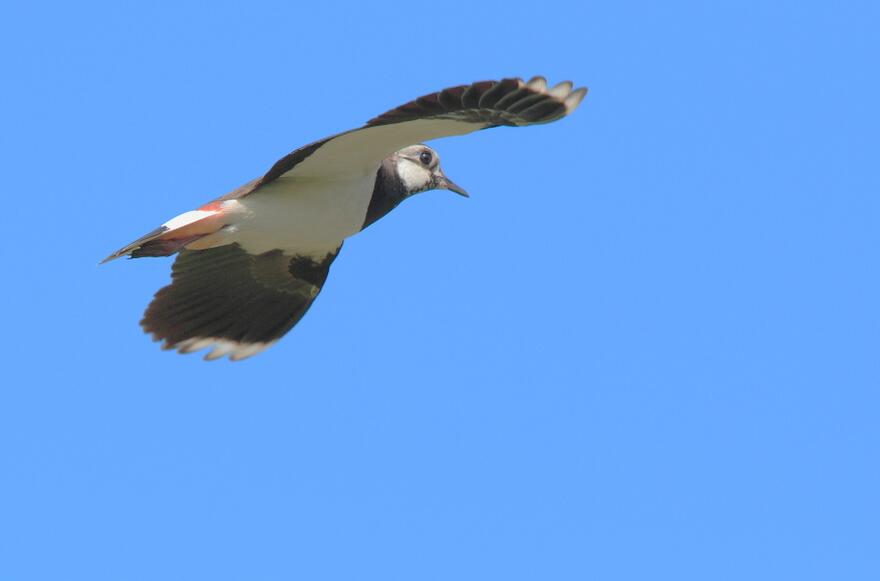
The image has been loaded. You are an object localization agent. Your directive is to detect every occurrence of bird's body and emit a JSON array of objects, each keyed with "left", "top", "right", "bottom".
[
  {"left": 217, "top": 175, "right": 373, "bottom": 258},
  {"left": 104, "top": 77, "right": 587, "bottom": 360}
]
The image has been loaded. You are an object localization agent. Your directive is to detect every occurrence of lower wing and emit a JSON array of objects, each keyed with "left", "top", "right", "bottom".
[{"left": 140, "top": 243, "right": 342, "bottom": 360}]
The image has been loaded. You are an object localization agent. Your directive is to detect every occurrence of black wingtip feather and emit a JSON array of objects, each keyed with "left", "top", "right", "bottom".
[{"left": 365, "top": 76, "right": 586, "bottom": 128}]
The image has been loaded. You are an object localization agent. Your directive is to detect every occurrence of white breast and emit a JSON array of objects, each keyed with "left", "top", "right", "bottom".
[{"left": 231, "top": 171, "right": 375, "bottom": 258}]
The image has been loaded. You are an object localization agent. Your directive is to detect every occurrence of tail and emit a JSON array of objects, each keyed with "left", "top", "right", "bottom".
[
  {"left": 101, "top": 225, "right": 190, "bottom": 263},
  {"left": 101, "top": 204, "right": 233, "bottom": 264}
]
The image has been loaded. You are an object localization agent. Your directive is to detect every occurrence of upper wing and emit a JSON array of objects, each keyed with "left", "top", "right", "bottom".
[{"left": 221, "top": 76, "right": 587, "bottom": 200}]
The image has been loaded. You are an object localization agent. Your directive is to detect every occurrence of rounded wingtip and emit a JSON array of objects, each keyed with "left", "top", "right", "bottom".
[
  {"left": 159, "top": 336, "right": 274, "bottom": 361},
  {"left": 526, "top": 76, "right": 548, "bottom": 91},
  {"left": 565, "top": 86, "right": 588, "bottom": 113},
  {"left": 515, "top": 76, "right": 588, "bottom": 122},
  {"left": 548, "top": 80, "right": 574, "bottom": 98}
]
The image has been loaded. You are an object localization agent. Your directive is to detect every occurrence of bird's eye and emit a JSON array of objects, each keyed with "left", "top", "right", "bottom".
[{"left": 419, "top": 151, "right": 433, "bottom": 165}]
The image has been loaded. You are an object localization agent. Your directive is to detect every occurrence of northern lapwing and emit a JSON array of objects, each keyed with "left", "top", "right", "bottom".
[{"left": 104, "top": 76, "right": 587, "bottom": 360}]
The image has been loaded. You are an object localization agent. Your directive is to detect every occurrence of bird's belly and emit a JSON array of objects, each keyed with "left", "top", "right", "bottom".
[{"left": 232, "top": 173, "right": 374, "bottom": 257}]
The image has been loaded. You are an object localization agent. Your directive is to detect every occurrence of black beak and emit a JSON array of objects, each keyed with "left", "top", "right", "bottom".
[{"left": 434, "top": 174, "right": 469, "bottom": 198}]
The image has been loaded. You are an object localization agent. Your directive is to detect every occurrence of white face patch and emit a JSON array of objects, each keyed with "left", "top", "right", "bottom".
[{"left": 396, "top": 157, "right": 433, "bottom": 193}]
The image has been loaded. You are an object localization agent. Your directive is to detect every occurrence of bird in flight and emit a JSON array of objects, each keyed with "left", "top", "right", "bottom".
[{"left": 103, "top": 76, "right": 587, "bottom": 360}]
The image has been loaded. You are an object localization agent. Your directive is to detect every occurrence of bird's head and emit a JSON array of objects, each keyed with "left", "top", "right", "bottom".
[{"left": 393, "top": 145, "right": 469, "bottom": 198}]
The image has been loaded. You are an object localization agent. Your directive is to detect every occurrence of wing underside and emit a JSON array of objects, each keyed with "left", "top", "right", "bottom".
[{"left": 225, "top": 76, "right": 587, "bottom": 199}]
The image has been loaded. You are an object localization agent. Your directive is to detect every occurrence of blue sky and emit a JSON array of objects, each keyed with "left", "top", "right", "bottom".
[{"left": 2, "top": 1, "right": 878, "bottom": 579}]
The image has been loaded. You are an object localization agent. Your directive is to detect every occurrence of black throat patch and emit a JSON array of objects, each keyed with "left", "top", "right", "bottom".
[{"left": 362, "top": 158, "right": 409, "bottom": 230}]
